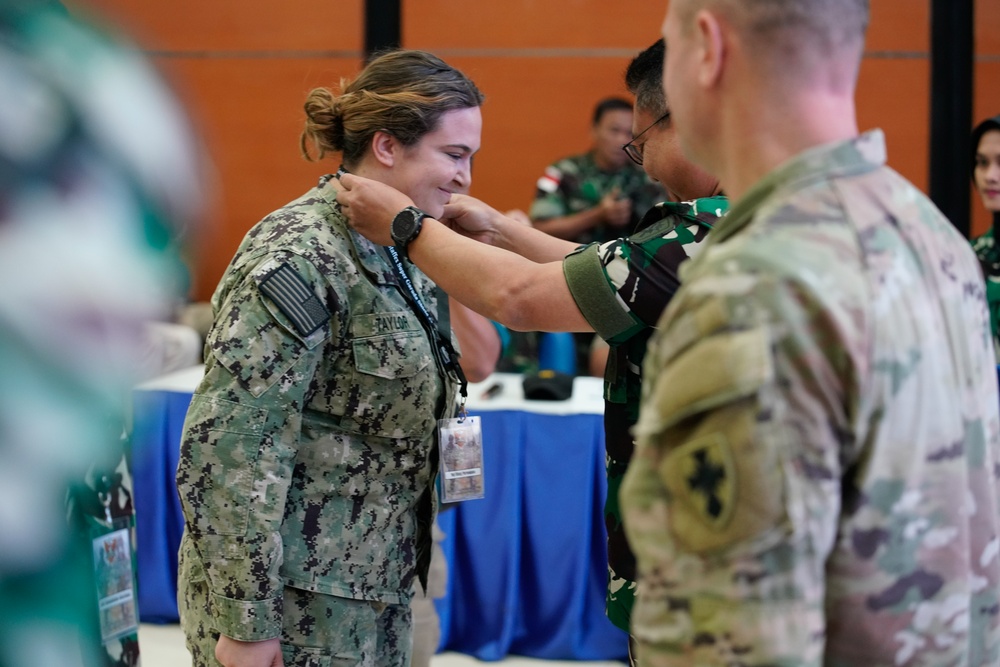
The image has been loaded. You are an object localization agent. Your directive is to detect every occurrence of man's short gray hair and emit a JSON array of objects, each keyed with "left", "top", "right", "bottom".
[{"left": 677, "top": 0, "right": 869, "bottom": 63}]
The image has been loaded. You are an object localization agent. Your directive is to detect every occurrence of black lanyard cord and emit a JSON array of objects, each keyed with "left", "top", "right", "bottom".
[{"left": 384, "top": 246, "right": 468, "bottom": 401}]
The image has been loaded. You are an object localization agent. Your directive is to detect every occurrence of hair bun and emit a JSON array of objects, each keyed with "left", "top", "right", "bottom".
[{"left": 301, "top": 87, "right": 344, "bottom": 160}]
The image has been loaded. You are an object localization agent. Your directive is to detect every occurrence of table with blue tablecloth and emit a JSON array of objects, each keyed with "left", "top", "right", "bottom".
[{"left": 130, "top": 366, "right": 628, "bottom": 661}]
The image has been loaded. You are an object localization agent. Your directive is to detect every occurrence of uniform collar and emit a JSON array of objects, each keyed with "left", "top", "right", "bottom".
[
  {"left": 316, "top": 174, "right": 397, "bottom": 286},
  {"left": 711, "top": 129, "right": 887, "bottom": 244},
  {"left": 635, "top": 196, "right": 729, "bottom": 233}
]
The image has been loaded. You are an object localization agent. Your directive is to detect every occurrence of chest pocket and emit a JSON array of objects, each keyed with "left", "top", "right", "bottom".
[{"left": 340, "top": 316, "right": 440, "bottom": 438}]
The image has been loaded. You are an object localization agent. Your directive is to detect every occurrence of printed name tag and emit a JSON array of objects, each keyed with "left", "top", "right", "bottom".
[{"left": 438, "top": 415, "right": 485, "bottom": 502}]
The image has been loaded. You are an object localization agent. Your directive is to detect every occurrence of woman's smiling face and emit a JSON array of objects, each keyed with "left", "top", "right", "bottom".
[
  {"left": 975, "top": 129, "right": 1000, "bottom": 213},
  {"left": 388, "top": 106, "right": 482, "bottom": 219}
]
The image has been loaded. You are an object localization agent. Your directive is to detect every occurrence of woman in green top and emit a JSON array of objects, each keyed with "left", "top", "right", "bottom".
[{"left": 971, "top": 114, "right": 1000, "bottom": 356}]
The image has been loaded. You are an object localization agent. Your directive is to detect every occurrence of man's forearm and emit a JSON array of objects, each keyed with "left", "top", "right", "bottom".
[
  {"left": 493, "top": 215, "right": 579, "bottom": 263},
  {"left": 531, "top": 206, "right": 605, "bottom": 241},
  {"left": 409, "top": 218, "right": 590, "bottom": 333}
]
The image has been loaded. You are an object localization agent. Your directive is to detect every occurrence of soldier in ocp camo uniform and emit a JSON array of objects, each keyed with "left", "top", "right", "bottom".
[
  {"left": 623, "top": 1, "right": 1000, "bottom": 665},
  {"left": 175, "top": 50, "right": 483, "bottom": 667}
]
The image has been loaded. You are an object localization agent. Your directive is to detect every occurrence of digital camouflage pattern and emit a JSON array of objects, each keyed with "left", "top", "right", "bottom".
[
  {"left": 180, "top": 566, "right": 413, "bottom": 667},
  {"left": 623, "top": 131, "right": 1000, "bottom": 666},
  {"left": 176, "top": 175, "right": 459, "bottom": 654},
  {"left": 563, "top": 197, "right": 728, "bottom": 632},
  {"left": 531, "top": 152, "right": 668, "bottom": 245},
  {"left": 971, "top": 227, "right": 1000, "bottom": 357}
]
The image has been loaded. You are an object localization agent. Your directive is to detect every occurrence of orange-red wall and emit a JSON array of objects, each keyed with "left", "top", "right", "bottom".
[{"left": 69, "top": 0, "right": 1000, "bottom": 301}]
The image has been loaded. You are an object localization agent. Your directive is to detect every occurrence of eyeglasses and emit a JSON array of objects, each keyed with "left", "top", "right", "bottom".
[{"left": 621, "top": 111, "right": 671, "bottom": 165}]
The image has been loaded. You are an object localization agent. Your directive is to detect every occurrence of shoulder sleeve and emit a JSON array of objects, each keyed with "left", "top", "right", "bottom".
[
  {"left": 530, "top": 162, "right": 572, "bottom": 221},
  {"left": 563, "top": 242, "right": 641, "bottom": 342},
  {"left": 563, "top": 214, "right": 713, "bottom": 345},
  {"left": 209, "top": 253, "right": 340, "bottom": 397}
]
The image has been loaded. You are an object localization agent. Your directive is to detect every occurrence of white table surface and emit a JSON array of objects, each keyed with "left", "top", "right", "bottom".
[{"left": 135, "top": 366, "right": 605, "bottom": 416}]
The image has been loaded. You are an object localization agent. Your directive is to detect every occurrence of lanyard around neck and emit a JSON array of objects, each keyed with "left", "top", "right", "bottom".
[{"left": 384, "top": 246, "right": 468, "bottom": 405}]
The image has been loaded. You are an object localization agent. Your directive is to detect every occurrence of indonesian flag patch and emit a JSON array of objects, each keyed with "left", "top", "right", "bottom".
[{"left": 536, "top": 166, "right": 563, "bottom": 193}]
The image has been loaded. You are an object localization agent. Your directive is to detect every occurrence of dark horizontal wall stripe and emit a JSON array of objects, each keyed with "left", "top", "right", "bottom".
[
  {"left": 866, "top": 51, "right": 1000, "bottom": 60},
  {"left": 427, "top": 47, "right": 657, "bottom": 58},
  {"left": 139, "top": 48, "right": 999, "bottom": 62},
  {"left": 865, "top": 50, "right": 929, "bottom": 59},
  {"left": 146, "top": 50, "right": 363, "bottom": 59}
]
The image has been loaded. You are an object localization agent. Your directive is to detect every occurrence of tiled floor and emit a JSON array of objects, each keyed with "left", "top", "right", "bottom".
[{"left": 138, "top": 624, "right": 626, "bottom": 667}]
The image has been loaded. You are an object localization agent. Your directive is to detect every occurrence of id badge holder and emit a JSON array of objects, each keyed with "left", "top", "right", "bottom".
[
  {"left": 437, "top": 407, "right": 485, "bottom": 503},
  {"left": 87, "top": 486, "right": 140, "bottom": 646}
]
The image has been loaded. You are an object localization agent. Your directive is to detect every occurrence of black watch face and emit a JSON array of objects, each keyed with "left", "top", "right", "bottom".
[{"left": 392, "top": 207, "right": 423, "bottom": 246}]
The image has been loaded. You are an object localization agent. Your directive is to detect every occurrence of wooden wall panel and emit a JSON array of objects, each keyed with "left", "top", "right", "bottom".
[
  {"left": 867, "top": 0, "right": 930, "bottom": 52},
  {"left": 856, "top": 58, "right": 931, "bottom": 194},
  {"left": 404, "top": 0, "right": 666, "bottom": 49},
  {"left": 448, "top": 56, "right": 644, "bottom": 213},
  {"left": 62, "top": 0, "right": 1000, "bottom": 297},
  {"left": 404, "top": 0, "right": 666, "bottom": 216},
  {"left": 65, "top": 0, "right": 364, "bottom": 301},
  {"left": 70, "top": 0, "right": 361, "bottom": 52},
  {"left": 154, "top": 57, "right": 361, "bottom": 299}
]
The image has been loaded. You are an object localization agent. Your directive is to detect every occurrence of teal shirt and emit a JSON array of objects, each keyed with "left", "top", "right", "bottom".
[{"left": 971, "top": 226, "right": 1000, "bottom": 357}]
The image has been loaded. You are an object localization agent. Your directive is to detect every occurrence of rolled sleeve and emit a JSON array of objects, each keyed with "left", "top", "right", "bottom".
[{"left": 563, "top": 243, "right": 639, "bottom": 341}]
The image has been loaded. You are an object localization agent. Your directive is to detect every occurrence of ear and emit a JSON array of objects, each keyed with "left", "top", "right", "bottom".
[
  {"left": 694, "top": 9, "right": 725, "bottom": 89},
  {"left": 370, "top": 130, "right": 398, "bottom": 168}
]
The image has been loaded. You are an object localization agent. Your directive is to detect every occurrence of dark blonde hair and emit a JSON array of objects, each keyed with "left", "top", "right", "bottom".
[{"left": 301, "top": 49, "right": 484, "bottom": 167}]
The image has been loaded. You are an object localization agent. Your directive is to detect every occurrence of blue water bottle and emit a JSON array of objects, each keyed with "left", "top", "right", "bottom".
[{"left": 538, "top": 332, "right": 577, "bottom": 376}]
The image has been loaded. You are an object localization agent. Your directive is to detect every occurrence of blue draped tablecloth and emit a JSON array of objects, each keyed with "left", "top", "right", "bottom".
[{"left": 130, "top": 367, "right": 628, "bottom": 661}]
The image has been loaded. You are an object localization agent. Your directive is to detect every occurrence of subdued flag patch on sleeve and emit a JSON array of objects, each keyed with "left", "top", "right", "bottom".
[
  {"left": 536, "top": 166, "right": 563, "bottom": 194},
  {"left": 258, "top": 262, "right": 330, "bottom": 337}
]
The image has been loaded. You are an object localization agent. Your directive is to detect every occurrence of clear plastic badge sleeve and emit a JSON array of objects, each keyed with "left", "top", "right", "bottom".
[{"left": 437, "top": 415, "right": 485, "bottom": 502}]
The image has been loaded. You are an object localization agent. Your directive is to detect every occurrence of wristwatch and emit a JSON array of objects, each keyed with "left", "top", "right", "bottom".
[{"left": 390, "top": 205, "right": 428, "bottom": 259}]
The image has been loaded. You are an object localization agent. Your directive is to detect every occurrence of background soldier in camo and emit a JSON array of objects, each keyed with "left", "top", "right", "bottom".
[
  {"left": 175, "top": 50, "right": 484, "bottom": 667},
  {"left": 529, "top": 96, "right": 667, "bottom": 247},
  {"left": 622, "top": 1, "right": 1000, "bottom": 665},
  {"left": 529, "top": 97, "right": 672, "bottom": 374}
]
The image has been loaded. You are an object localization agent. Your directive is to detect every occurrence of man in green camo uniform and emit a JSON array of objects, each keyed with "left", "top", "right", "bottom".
[
  {"left": 530, "top": 98, "right": 671, "bottom": 375},
  {"left": 564, "top": 195, "right": 725, "bottom": 637},
  {"left": 531, "top": 155, "right": 668, "bottom": 246},
  {"left": 623, "top": 1, "right": 1000, "bottom": 665},
  {"left": 531, "top": 97, "right": 668, "bottom": 247}
]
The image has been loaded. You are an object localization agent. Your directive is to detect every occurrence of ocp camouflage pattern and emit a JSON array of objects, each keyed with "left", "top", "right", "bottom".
[{"left": 623, "top": 131, "right": 1000, "bottom": 666}]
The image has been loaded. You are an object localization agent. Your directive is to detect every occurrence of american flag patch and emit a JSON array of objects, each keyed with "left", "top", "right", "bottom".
[
  {"left": 258, "top": 262, "right": 330, "bottom": 337},
  {"left": 536, "top": 166, "right": 562, "bottom": 193}
]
